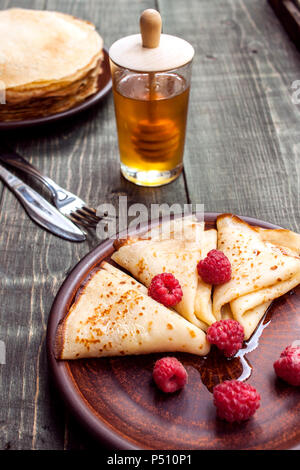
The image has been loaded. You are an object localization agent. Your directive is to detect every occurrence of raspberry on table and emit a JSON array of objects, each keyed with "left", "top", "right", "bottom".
[
  {"left": 207, "top": 319, "right": 244, "bottom": 357},
  {"left": 197, "top": 249, "right": 231, "bottom": 285},
  {"left": 148, "top": 273, "right": 183, "bottom": 307},
  {"left": 152, "top": 357, "right": 188, "bottom": 393},
  {"left": 273, "top": 345, "right": 300, "bottom": 386},
  {"left": 213, "top": 380, "right": 260, "bottom": 422}
]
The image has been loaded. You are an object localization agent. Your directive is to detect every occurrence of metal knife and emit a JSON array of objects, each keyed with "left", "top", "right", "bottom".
[{"left": 0, "top": 164, "right": 86, "bottom": 242}]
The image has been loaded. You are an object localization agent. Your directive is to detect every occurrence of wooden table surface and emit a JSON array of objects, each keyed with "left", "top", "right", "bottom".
[{"left": 0, "top": 0, "right": 299, "bottom": 450}]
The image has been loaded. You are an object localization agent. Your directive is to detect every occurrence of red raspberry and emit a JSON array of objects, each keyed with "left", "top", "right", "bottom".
[
  {"left": 273, "top": 345, "right": 300, "bottom": 386},
  {"left": 148, "top": 273, "right": 183, "bottom": 307},
  {"left": 197, "top": 249, "right": 231, "bottom": 285},
  {"left": 213, "top": 380, "right": 260, "bottom": 422},
  {"left": 207, "top": 319, "right": 244, "bottom": 357},
  {"left": 153, "top": 357, "right": 188, "bottom": 393}
]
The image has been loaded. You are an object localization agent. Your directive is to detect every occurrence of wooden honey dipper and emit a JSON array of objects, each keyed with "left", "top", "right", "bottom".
[
  {"left": 131, "top": 10, "right": 180, "bottom": 161},
  {"left": 131, "top": 118, "right": 180, "bottom": 161}
]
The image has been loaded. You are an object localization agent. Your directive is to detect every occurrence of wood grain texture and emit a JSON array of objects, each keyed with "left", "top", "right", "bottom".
[
  {"left": 269, "top": 0, "right": 300, "bottom": 50},
  {"left": 0, "top": 0, "right": 187, "bottom": 450},
  {"left": 158, "top": 0, "right": 300, "bottom": 232},
  {"left": 0, "top": 0, "right": 299, "bottom": 450}
]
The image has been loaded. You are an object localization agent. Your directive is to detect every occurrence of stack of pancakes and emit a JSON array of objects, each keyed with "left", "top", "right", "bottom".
[{"left": 0, "top": 8, "right": 104, "bottom": 121}]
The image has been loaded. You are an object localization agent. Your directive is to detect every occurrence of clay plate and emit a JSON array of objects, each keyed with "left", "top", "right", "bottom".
[
  {"left": 0, "top": 49, "right": 112, "bottom": 130},
  {"left": 46, "top": 213, "right": 300, "bottom": 450}
]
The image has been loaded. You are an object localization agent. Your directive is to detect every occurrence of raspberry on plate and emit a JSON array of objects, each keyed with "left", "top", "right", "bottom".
[
  {"left": 153, "top": 357, "right": 188, "bottom": 393},
  {"left": 207, "top": 319, "right": 244, "bottom": 357},
  {"left": 197, "top": 249, "right": 231, "bottom": 285},
  {"left": 273, "top": 345, "right": 300, "bottom": 386},
  {"left": 148, "top": 273, "right": 183, "bottom": 307},
  {"left": 213, "top": 380, "right": 260, "bottom": 422}
]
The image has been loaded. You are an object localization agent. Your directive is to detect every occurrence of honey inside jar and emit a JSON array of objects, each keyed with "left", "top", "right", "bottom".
[{"left": 113, "top": 72, "right": 190, "bottom": 184}]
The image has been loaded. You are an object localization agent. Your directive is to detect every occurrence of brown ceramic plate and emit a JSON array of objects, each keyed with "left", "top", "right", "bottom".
[
  {"left": 46, "top": 213, "right": 300, "bottom": 450},
  {"left": 0, "top": 49, "right": 112, "bottom": 130}
]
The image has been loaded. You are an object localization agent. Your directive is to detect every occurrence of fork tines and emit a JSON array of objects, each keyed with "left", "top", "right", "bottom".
[{"left": 70, "top": 207, "right": 101, "bottom": 227}]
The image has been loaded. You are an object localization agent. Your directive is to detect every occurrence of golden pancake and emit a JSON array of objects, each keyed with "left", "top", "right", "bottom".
[
  {"left": 55, "top": 261, "right": 210, "bottom": 359},
  {"left": 5, "top": 53, "right": 103, "bottom": 104},
  {"left": 0, "top": 8, "right": 104, "bottom": 120},
  {"left": 112, "top": 216, "right": 217, "bottom": 331},
  {"left": 0, "top": 60, "right": 102, "bottom": 121},
  {"left": 0, "top": 9, "right": 103, "bottom": 90},
  {"left": 213, "top": 214, "right": 300, "bottom": 339}
]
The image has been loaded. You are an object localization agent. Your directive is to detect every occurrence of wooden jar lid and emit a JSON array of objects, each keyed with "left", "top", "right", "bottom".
[{"left": 109, "top": 9, "right": 194, "bottom": 72}]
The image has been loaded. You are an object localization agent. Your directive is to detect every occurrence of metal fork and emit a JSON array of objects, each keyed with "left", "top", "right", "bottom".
[{"left": 0, "top": 145, "right": 101, "bottom": 228}]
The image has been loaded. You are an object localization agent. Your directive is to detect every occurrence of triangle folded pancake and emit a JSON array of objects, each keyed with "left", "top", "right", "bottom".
[
  {"left": 213, "top": 214, "right": 300, "bottom": 340},
  {"left": 255, "top": 227, "right": 300, "bottom": 257},
  {"left": 111, "top": 216, "right": 217, "bottom": 330},
  {"left": 55, "top": 261, "right": 210, "bottom": 359}
]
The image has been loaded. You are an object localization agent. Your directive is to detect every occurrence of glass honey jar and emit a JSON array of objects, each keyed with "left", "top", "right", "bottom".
[{"left": 109, "top": 9, "right": 194, "bottom": 187}]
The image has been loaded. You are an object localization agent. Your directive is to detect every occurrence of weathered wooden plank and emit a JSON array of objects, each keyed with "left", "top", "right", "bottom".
[
  {"left": 0, "top": 0, "right": 64, "bottom": 451},
  {"left": 0, "top": 0, "right": 61, "bottom": 451},
  {"left": 269, "top": 0, "right": 300, "bottom": 51},
  {"left": 0, "top": 0, "right": 189, "bottom": 450},
  {"left": 158, "top": 0, "right": 300, "bottom": 232}
]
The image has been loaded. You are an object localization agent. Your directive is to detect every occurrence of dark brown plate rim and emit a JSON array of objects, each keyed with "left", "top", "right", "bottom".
[
  {"left": 0, "top": 48, "right": 112, "bottom": 130},
  {"left": 46, "top": 212, "right": 300, "bottom": 450}
]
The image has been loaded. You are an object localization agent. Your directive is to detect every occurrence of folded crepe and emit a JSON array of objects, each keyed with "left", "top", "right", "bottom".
[
  {"left": 213, "top": 214, "right": 300, "bottom": 339},
  {"left": 55, "top": 261, "right": 210, "bottom": 359},
  {"left": 0, "top": 9, "right": 103, "bottom": 121},
  {"left": 111, "top": 216, "right": 217, "bottom": 331}
]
